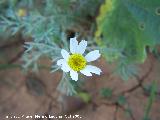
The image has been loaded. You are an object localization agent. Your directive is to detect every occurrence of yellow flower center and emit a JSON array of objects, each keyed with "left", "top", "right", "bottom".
[{"left": 68, "top": 54, "right": 86, "bottom": 71}]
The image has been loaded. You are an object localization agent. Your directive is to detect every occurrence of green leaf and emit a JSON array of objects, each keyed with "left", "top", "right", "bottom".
[
  {"left": 96, "top": 0, "right": 160, "bottom": 63},
  {"left": 77, "top": 92, "right": 91, "bottom": 103},
  {"left": 123, "top": 0, "right": 160, "bottom": 44},
  {"left": 116, "top": 58, "right": 138, "bottom": 81},
  {"left": 100, "top": 88, "right": 113, "bottom": 98},
  {"left": 117, "top": 95, "right": 127, "bottom": 105},
  {"left": 57, "top": 73, "right": 77, "bottom": 96}
]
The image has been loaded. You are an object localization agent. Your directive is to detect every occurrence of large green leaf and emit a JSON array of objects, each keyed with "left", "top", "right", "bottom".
[{"left": 96, "top": 0, "right": 160, "bottom": 63}]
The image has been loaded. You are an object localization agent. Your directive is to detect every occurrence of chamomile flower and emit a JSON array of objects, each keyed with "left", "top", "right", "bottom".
[{"left": 57, "top": 37, "right": 102, "bottom": 81}]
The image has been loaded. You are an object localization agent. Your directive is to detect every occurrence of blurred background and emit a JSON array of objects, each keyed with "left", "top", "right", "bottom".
[{"left": 0, "top": 0, "right": 160, "bottom": 120}]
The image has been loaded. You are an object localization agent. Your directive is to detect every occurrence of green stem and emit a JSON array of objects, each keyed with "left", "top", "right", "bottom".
[{"left": 143, "top": 80, "right": 157, "bottom": 120}]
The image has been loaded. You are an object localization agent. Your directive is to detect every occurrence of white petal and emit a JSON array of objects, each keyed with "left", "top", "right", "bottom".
[
  {"left": 57, "top": 59, "right": 65, "bottom": 66},
  {"left": 70, "top": 70, "right": 78, "bottom": 81},
  {"left": 84, "top": 65, "right": 102, "bottom": 75},
  {"left": 61, "top": 49, "right": 70, "bottom": 60},
  {"left": 61, "top": 61, "right": 71, "bottom": 72},
  {"left": 80, "top": 67, "right": 92, "bottom": 76},
  {"left": 70, "top": 37, "right": 78, "bottom": 54},
  {"left": 85, "top": 50, "right": 101, "bottom": 62},
  {"left": 57, "top": 59, "right": 70, "bottom": 72},
  {"left": 77, "top": 40, "right": 87, "bottom": 54}
]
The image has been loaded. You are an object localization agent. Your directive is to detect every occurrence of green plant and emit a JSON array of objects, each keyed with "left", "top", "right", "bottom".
[
  {"left": 100, "top": 88, "right": 113, "bottom": 98},
  {"left": 143, "top": 80, "right": 157, "bottom": 120},
  {"left": 0, "top": 0, "right": 160, "bottom": 95},
  {"left": 96, "top": 0, "right": 160, "bottom": 80},
  {"left": 0, "top": 0, "right": 103, "bottom": 95}
]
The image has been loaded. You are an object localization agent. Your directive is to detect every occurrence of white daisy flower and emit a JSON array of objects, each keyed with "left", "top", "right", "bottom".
[{"left": 57, "top": 37, "right": 102, "bottom": 81}]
